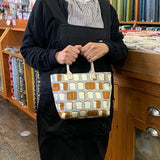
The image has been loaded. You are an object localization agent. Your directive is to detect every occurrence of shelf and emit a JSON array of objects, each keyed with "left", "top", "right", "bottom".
[
  {"left": 7, "top": 97, "right": 36, "bottom": 121},
  {"left": 0, "top": 27, "right": 7, "bottom": 30},
  {"left": 0, "top": 20, "right": 11, "bottom": 29},
  {"left": 0, "top": 90, "right": 5, "bottom": 98},
  {"left": 120, "top": 21, "right": 135, "bottom": 24},
  {"left": 0, "top": 20, "right": 27, "bottom": 31},
  {"left": 129, "top": 49, "right": 160, "bottom": 55},
  {"left": 137, "top": 22, "right": 160, "bottom": 25},
  {"left": 2, "top": 50, "right": 23, "bottom": 59},
  {"left": 10, "top": 28, "right": 26, "bottom": 32},
  {"left": 120, "top": 21, "right": 160, "bottom": 26},
  {"left": 120, "top": 50, "right": 160, "bottom": 77},
  {"left": 11, "top": 20, "right": 28, "bottom": 31}
]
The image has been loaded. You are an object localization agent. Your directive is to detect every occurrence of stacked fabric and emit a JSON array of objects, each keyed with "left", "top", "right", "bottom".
[
  {"left": 122, "top": 29, "right": 160, "bottom": 53},
  {"left": 4, "top": 46, "right": 40, "bottom": 113},
  {"left": 8, "top": 55, "right": 27, "bottom": 106},
  {"left": 111, "top": 0, "right": 135, "bottom": 21},
  {"left": 133, "top": 26, "right": 160, "bottom": 31},
  {"left": 31, "top": 68, "right": 40, "bottom": 114},
  {"left": 139, "top": 0, "right": 160, "bottom": 22},
  {"left": 8, "top": 55, "right": 40, "bottom": 113},
  {"left": 4, "top": 46, "right": 20, "bottom": 53}
]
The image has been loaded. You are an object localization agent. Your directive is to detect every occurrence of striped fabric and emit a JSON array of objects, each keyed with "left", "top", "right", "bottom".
[
  {"left": 8, "top": 56, "right": 14, "bottom": 97},
  {"left": 65, "top": 0, "right": 104, "bottom": 28}
]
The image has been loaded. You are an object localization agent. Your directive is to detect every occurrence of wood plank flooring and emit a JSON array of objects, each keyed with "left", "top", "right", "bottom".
[{"left": 0, "top": 96, "right": 40, "bottom": 160}]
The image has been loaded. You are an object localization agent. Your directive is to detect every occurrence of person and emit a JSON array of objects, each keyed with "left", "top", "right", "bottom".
[{"left": 20, "top": 0, "right": 128, "bottom": 159}]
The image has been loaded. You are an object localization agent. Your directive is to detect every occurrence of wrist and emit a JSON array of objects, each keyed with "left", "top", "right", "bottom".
[
  {"left": 102, "top": 43, "right": 109, "bottom": 54},
  {"left": 55, "top": 51, "right": 60, "bottom": 61}
]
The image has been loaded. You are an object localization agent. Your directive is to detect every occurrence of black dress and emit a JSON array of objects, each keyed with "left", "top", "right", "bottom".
[{"left": 20, "top": 0, "right": 128, "bottom": 159}]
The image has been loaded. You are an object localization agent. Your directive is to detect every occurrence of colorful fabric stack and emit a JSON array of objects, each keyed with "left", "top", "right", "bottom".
[
  {"left": 8, "top": 56, "right": 27, "bottom": 106},
  {"left": 122, "top": 29, "right": 160, "bottom": 53},
  {"left": 8, "top": 55, "right": 40, "bottom": 113},
  {"left": 32, "top": 68, "right": 40, "bottom": 114},
  {"left": 19, "top": 58, "right": 26, "bottom": 106},
  {"left": 8, "top": 56, "right": 14, "bottom": 95},
  {"left": 111, "top": 0, "right": 135, "bottom": 21},
  {"left": 139, "top": 0, "right": 160, "bottom": 22},
  {"left": 5, "top": 45, "right": 40, "bottom": 113}
]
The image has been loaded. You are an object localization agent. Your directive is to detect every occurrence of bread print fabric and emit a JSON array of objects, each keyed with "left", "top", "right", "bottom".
[{"left": 50, "top": 72, "right": 112, "bottom": 119}]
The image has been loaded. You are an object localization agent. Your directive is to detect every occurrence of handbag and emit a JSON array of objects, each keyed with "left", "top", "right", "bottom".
[{"left": 50, "top": 62, "right": 112, "bottom": 119}]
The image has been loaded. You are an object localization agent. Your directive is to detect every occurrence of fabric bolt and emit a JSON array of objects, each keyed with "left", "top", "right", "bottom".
[
  {"left": 18, "top": 59, "right": 26, "bottom": 105},
  {"left": 12, "top": 57, "right": 18, "bottom": 100},
  {"left": 8, "top": 56, "right": 14, "bottom": 97},
  {"left": 66, "top": 0, "right": 104, "bottom": 28}
]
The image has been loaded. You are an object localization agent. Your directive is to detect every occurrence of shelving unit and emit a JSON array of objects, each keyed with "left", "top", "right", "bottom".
[
  {"left": 0, "top": 19, "right": 36, "bottom": 121},
  {"left": 113, "top": 50, "right": 160, "bottom": 160},
  {"left": 0, "top": 21, "right": 10, "bottom": 98},
  {"left": 108, "top": 3, "right": 160, "bottom": 160},
  {"left": 110, "top": 0, "right": 160, "bottom": 27}
]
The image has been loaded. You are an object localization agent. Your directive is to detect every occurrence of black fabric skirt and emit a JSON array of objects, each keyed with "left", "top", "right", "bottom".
[
  {"left": 37, "top": 94, "right": 111, "bottom": 160},
  {"left": 37, "top": 132, "right": 109, "bottom": 160}
]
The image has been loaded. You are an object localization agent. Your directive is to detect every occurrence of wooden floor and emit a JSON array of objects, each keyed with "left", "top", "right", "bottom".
[{"left": 0, "top": 96, "right": 40, "bottom": 160}]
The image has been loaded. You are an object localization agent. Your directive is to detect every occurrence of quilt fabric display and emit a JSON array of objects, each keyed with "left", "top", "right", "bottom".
[{"left": 50, "top": 63, "right": 112, "bottom": 119}]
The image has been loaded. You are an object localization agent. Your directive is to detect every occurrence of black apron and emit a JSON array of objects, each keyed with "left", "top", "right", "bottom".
[{"left": 37, "top": 0, "right": 113, "bottom": 159}]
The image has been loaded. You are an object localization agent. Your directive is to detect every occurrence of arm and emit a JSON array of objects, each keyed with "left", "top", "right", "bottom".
[
  {"left": 20, "top": 0, "right": 59, "bottom": 72},
  {"left": 80, "top": 5, "right": 127, "bottom": 65},
  {"left": 104, "top": 5, "right": 128, "bottom": 65}
]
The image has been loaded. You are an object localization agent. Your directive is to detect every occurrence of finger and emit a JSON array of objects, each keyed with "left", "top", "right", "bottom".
[
  {"left": 65, "top": 48, "right": 79, "bottom": 59},
  {"left": 83, "top": 48, "right": 95, "bottom": 58},
  {"left": 63, "top": 51, "right": 76, "bottom": 63},
  {"left": 70, "top": 50, "right": 79, "bottom": 59},
  {"left": 86, "top": 52, "right": 96, "bottom": 60},
  {"left": 75, "top": 45, "right": 82, "bottom": 50},
  {"left": 88, "top": 52, "right": 106, "bottom": 62},
  {"left": 83, "top": 45, "right": 96, "bottom": 57},
  {"left": 81, "top": 43, "right": 91, "bottom": 53},
  {"left": 89, "top": 55, "right": 99, "bottom": 62},
  {"left": 75, "top": 45, "right": 83, "bottom": 55},
  {"left": 65, "top": 59, "right": 73, "bottom": 65},
  {"left": 66, "top": 45, "right": 80, "bottom": 55},
  {"left": 71, "top": 46, "right": 81, "bottom": 55},
  {"left": 67, "top": 55, "right": 76, "bottom": 63},
  {"left": 84, "top": 47, "right": 97, "bottom": 58}
]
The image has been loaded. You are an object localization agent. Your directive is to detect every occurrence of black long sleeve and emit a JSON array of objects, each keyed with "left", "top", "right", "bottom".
[
  {"left": 20, "top": 0, "right": 124, "bottom": 136},
  {"left": 20, "top": 0, "right": 59, "bottom": 72},
  {"left": 104, "top": 5, "right": 128, "bottom": 65},
  {"left": 21, "top": 0, "right": 127, "bottom": 72}
]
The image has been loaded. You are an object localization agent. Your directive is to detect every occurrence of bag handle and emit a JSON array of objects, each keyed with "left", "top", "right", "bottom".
[{"left": 66, "top": 62, "right": 96, "bottom": 80}]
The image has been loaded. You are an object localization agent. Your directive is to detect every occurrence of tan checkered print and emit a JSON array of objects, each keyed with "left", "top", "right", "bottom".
[{"left": 50, "top": 72, "right": 112, "bottom": 119}]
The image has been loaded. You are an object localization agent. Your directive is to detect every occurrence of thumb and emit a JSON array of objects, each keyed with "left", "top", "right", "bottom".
[{"left": 75, "top": 45, "right": 82, "bottom": 50}]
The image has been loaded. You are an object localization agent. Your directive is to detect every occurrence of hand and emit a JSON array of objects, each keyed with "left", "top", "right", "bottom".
[
  {"left": 81, "top": 42, "right": 109, "bottom": 62},
  {"left": 55, "top": 45, "right": 82, "bottom": 65}
]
